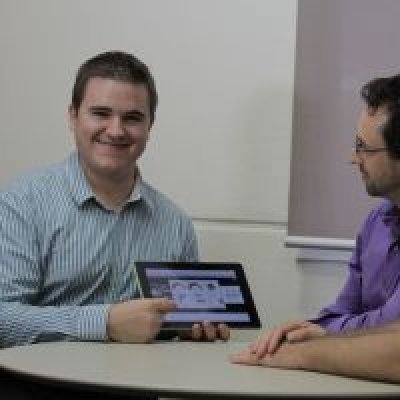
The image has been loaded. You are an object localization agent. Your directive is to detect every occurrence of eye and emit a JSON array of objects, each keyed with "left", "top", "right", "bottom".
[
  {"left": 91, "top": 109, "right": 110, "bottom": 118},
  {"left": 88, "top": 107, "right": 112, "bottom": 119},
  {"left": 355, "top": 138, "right": 366, "bottom": 152},
  {"left": 123, "top": 113, "right": 145, "bottom": 124}
]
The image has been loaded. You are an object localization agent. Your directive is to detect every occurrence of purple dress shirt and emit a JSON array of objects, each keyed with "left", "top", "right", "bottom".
[{"left": 313, "top": 199, "right": 400, "bottom": 332}]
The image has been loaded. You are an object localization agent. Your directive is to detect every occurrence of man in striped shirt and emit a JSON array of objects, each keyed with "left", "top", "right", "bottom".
[{"left": 0, "top": 51, "right": 229, "bottom": 349}]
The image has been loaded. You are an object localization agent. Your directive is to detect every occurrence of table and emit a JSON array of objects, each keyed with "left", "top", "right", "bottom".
[{"left": 0, "top": 340, "right": 399, "bottom": 398}]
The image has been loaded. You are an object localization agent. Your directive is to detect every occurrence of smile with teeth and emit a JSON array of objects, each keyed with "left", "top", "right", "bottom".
[{"left": 96, "top": 138, "right": 131, "bottom": 147}]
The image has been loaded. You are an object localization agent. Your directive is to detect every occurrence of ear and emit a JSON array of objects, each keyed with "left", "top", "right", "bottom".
[
  {"left": 68, "top": 104, "right": 77, "bottom": 131},
  {"left": 147, "top": 116, "right": 155, "bottom": 136}
]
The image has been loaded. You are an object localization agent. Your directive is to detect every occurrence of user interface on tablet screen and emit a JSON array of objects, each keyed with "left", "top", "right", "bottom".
[{"left": 134, "top": 262, "right": 261, "bottom": 329}]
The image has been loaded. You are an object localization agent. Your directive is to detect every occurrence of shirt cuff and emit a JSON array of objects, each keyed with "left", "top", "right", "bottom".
[{"left": 77, "top": 304, "right": 111, "bottom": 341}]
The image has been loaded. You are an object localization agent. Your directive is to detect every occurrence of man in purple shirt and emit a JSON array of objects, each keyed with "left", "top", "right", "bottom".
[
  {"left": 315, "top": 199, "right": 400, "bottom": 331},
  {"left": 233, "top": 73, "right": 400, "bottom": 360}
]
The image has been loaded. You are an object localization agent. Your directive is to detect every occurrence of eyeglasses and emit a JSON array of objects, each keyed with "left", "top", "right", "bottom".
[{"left": 353, "top": 138, "right": 388, "bottom": 155}]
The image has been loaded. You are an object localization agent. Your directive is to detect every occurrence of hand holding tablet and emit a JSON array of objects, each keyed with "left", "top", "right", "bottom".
[{"left": 133, "top": 262, "right": 261, "bottom": 329}]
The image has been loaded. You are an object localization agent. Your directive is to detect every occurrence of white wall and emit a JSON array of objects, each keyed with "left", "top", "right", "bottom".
[{"left": 0, "top": 0, "right": 348, "bottom": 332}]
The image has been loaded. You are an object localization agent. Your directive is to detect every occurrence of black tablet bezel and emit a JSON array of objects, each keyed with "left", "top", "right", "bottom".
[{"left": 133, "top": 261, "right": 261, "bottom": 329}]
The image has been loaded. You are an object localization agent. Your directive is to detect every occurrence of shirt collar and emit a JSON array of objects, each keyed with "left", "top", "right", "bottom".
[
  {"left": 64, "top": 152, "right": 153, "bottom": 211},
  {"left": 64, "top": 152, "right": 94, "bottom": 206},
  {"left": 381, "top": 199, "right": 400, "bottom": 222},
  {"left": 380, "top": 199, "right": 400, "bottom": 243}
]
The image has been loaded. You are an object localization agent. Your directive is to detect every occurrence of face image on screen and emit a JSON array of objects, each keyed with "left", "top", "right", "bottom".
[
  {"left": 169, "top": 279, "right": 227, "bottom": 309},
  {"left": 134, "top": 262, "right": 261, "bottom": 328}
]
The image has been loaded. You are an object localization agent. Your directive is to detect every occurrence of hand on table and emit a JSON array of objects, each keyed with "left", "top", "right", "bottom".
[
  {"left": 247, "top": 320, "right": 325, "bottom": 358},
  {"left": 107, "top": 298, "right": 175, "bottom": 343},
  {"left": 230, "top": 341, "right": 304, "bottom": 370}
]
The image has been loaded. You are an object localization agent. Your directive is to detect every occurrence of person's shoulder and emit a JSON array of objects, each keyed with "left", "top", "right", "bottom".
[
  {"left": 354, "top": 200, "right": 395, "bottom": 250},
  {"left": 360, "top": 199, "right": 392, "bottom": 231},
  {"left": 367, "top": 199, "right": 392, "bottom": 218},
  {"left": 140, "top": 180, "right": 191, "bottom": 221},
  {"left": 0, "top": 160, "right": 66, "bottom": 205}
]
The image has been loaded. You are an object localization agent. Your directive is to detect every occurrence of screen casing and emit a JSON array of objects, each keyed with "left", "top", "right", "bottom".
[{"left": 134, "top": 262, "right": 261, "bottom": 329}]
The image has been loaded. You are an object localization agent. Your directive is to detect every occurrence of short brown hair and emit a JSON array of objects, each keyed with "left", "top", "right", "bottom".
[
  {"left": 71, "top": 51, "right": 158, "bottom": 124},
  {"left": 361, "top": 74, "right": 400, "bottom": 159}
]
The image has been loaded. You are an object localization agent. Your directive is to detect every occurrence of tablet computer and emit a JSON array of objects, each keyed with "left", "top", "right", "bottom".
[{"left": 133, "top": 261, "right": 261, "bottom": 329}]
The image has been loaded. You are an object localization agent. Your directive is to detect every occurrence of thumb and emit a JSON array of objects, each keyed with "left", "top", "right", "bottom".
[
  {"left": 150, "top": 298, "right": 176, "bottom": 313},
  {"left": 286, "top": 327, "right": 313, "bottom": 343}
]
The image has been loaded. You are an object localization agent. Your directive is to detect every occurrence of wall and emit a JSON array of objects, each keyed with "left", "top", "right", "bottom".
[
  {"left": 288, "top": 0, "right": 400, "bottom": 248},
  {"left": 0, "top": 0, "right": 348, "bottom": 334}
]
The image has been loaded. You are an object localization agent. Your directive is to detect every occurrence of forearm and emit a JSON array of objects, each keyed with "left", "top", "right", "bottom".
[
  {"left": 316, "top": 302, "right": 400, "bottom": 333},
  {"left": 336, "top": 320, "right": 400, "bottom": 337},
  {"left": 0, "top": 302, "right": 110, "bottom": 347},
  {"left": 290, "top": 331, "right": 400, "bottom": 383}
]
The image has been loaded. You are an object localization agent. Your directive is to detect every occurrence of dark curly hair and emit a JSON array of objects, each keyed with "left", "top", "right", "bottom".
[
  {"left": 361, "top": 74, "right": 400, "bottom": 159},
  {"left": 71, "top": 51, "right": 158, "bottom": 124}
]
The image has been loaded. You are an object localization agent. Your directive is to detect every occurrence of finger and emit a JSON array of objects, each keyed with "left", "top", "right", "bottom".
[
  {"left": 253, "top": 336, "right": 269, "bottom": 355},
  {"left": 202, "top": 321, "right": 217, "bottom": 341},
  {"left": 287, "top": 326, "right": 324, "bottom": 342},
  {"left": 252, "top": 334, "right": 270, "bottom": 358},
  {"left": 264, "top": 321, "right": 309, "bottom": 354},
  {"left": 217, "top": 323, "right": 230, "bottom": 341},
  {"left": 248, "top": 342, "right": 258, "bottom": 352},
  {"left": 150, "top": 298, "right": 176, "bottom": 313},
  {"left": 286, "top": 327, "right": 310, "bottom": 342},
  {"left": 266, "top": 329, "right": 286, "bottom": 354},
  {"left": 230, "top": 349, "right": 258, "bottom": 365},
  {"left": 255, "top": 341, "right": 269, "bottom": 358},
  {"left": 191, "top": 323, "right": 203, "bottom": 341},
  {"left": 283, "top": 320, "right": 310, "bottom": 331},
  {"left": 251, "top": 331, "right": 272, "bottom": 355},
  {"left": 251, "top": 321, "right": 309, "bottom": 357}
]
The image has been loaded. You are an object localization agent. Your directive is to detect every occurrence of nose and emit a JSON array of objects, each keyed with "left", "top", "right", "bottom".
[
  {"left": 106, "top": 115, "right": 124, "bottom": 137},
  {"left": 350, "top": 149, "right": 361, "bottom": 165}
]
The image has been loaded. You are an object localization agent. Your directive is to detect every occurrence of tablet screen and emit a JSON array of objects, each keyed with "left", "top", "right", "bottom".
[{"left": 134, "top": 262, "right": 261, "bottom": 329}]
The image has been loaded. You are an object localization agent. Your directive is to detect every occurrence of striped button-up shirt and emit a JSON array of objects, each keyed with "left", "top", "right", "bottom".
[{"left": 0, "top": 153, "right": 198, "bottom": 347}]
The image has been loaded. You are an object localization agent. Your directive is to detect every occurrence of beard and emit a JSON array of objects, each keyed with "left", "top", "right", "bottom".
[
  {"left": 365, "top": 181, "right": 387, "bottom": 197},
  {"left": 364, "top": 176, "right": 400, "bottom": 197}
]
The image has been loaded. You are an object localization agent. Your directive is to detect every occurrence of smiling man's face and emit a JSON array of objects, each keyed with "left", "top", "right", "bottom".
[{"left": 69, "top": 77, "right": 152, "bottom": 184}]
